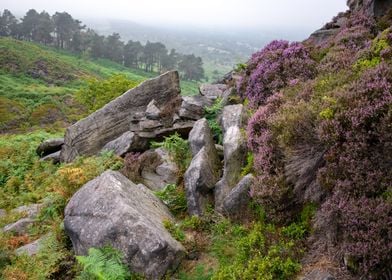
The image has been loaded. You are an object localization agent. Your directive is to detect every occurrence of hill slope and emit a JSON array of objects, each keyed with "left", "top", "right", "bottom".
[{"left": 0, "top": 38, "right": 199, "bottom": 133}]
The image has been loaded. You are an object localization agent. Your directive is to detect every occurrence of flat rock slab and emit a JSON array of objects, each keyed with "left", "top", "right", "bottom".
[
  {"left": 102, "top": 131, "right": 148, "bottom": 157},
  {"left": 179, "top": 96, "right": 212, "bottom": 120},
  {"left": 36, "top": 138, "right": 64, "bottom": 157},
  {"left": 199, "top": 84, "right": 227, "bottom": 100},
  {"left": 3, "top": 218, "right": 34, "bottom": 235},
  {"left": 61, "top": 71, "right": 181, "bottom": 162},
  {"left": 15, "top": 235, "right": 48, "bottom": 256},
  {"left": 40, "top": 150, "right": 61, "bottom": 164},
  {"left": 64, "top": 170, "right": 185, "bottom": 279}
]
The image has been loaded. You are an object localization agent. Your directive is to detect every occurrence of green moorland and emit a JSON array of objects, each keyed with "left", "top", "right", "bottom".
[{"left": 0, "top": 37, "right": 200, "bottom": 134}]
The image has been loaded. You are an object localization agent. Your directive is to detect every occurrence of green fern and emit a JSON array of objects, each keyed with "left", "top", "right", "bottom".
[
  {"left": 151, "top": 133, "right": 192, "bottom": 174},
  {"left": 76, "top": 246, "right": 132, "bottom": 280},
  {"left": 204, "top": 98, "right": 224, "bottom": 144}
]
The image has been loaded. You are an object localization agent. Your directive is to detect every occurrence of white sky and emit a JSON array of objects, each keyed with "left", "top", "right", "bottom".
[{"left": 1, "top": 0, "right": 348, "bottom": 30}]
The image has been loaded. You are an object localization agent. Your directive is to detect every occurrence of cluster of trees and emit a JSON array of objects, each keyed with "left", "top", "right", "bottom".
[{"left": 0, "top": 9, "right": 205, "bottom": 81}]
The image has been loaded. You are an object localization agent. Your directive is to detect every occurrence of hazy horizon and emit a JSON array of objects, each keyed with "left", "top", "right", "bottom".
[{"left": 2, "top": 0, "right": 347, "bottom": 32}]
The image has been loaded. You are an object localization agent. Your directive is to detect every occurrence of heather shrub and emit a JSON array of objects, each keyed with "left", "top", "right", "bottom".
[
  {"left": 237, "top": 40, "right": 316, "bottom": 106},
  {"left": 319, "top": 194, "right": 392, "bottom": 278},
  {"left": 318, "top": 64, "right": 392, "bottom": 197},
  {"left": 316, "top": 64, "right": 392, "bottom": 277},
  {"left": 246, "top": 93, "right": 296, "bottom": 222}
]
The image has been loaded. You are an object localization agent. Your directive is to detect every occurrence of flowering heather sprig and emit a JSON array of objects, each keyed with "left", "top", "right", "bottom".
[
  {"left": 247, "top": 92, "right": 283, "bottom": 173},
  {"left": 238, "top": 40, "right": 316, "bottom": 106}
]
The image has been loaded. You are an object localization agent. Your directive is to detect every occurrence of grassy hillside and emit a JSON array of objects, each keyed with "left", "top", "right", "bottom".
[{"left": 0, "top": 37, "right": 199, "bottom": 133}]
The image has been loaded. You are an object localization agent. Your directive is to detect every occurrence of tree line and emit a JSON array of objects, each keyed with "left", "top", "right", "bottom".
[{"left": 0, "top": 9, "right": 204, "bottom": 81}]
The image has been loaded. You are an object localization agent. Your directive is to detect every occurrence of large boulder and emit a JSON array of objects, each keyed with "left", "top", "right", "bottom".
[
  {"left": 222, "top": 174, "right": 254, "bottom": 217},
  {"left": 184, "top": 147, "right": 220, "bottom": 216},
  {"left": 215, "top": 105, "right": 247, "bottom": 212},
  {"left": 64, "top": 170, "right": 185, "bottom": 279},
  {"left": 61, "top": 71, "right": 181, "bottom": 163},
  {"left": 188, "top": 118, "right": 218, "bottom": 159},
  {"left": 36, "top": 138, "right": 64, "bottom": 157},
  {"left": 185, "top": 119, "right": 221, "bottom": 216}
]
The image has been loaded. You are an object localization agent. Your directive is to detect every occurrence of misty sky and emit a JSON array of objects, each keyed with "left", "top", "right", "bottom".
[{"left": 2, "top": 0, "right": 347, "bottom": 30}]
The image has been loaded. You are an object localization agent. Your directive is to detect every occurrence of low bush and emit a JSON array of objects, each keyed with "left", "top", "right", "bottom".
[
  {"left": 75, "top": 74, "right": 139, "bottom": 112},
  {"left": 204, "top": 98, "right": 224, "bottom": 144},
  {"left": 155, "top": 184, "right": 187, "bottom": 216},
  {"left": 151, "top": 133, "right": 192, "bottom": 175}
]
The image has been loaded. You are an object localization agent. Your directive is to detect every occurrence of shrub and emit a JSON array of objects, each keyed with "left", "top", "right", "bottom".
[
  {"left": 76, "top": 246, "right": 132, "bottom": 280},
  {"left": 163, "top": 220, "right": 186, "bottom": 242},
  {"left": 318, "top": 64, "right": 392, "bottom": 197},
  {"left": 319, "top": 195, "right": 392, "bottom": 278},
  {"left": 210, "top": 221, "right": 303, "bottom": 280},
  {"left": 151, "top": 133, "right": 192, "bottom": 175},
  {"left": 238, "top": 40, "right": 316, "bottom": 106},
  {"left": 76, "top": 74, "right": 139, "bottom": 112},
  {"left": 2, "top": 233, "right": 69, "bottom": 280},
  {"left": 155, "top": 184, "right": 187, "bottom": 216},
  {"left": 204, "top": 98, "right": 224, "bottom": 144},
  {"left": 316, "top": 64, "right": 392, "bottom": 277}
]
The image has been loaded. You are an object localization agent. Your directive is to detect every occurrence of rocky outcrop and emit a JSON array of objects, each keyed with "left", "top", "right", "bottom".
[
  {"left": 185, "top": 119, "right": 221, "bottom": 216},
  {"left": 222, "top": 174, "right": 254, "bottom": 217},
  {"left": 12, "top": 203, "right": 42, "bottom": 217},
  {"left": 40, "top": 150, "right": 61, "bottom": 164},
  {"left": 64, "top": 170, "right": 185, "bottom": 278},
  {"left": 2, "top": 203, "right": 43, "bottom": 235},
  {"left": 15, "top": 235, "right": 47, "bottom": 256},
  {"left": 61, "top": 71, "right": 181, "bottom": 163},
  {"left": 348, "top": 0, "right": 392, "bottom": 18},
  {"left": 189, "top": 118, "right": 218, "bottom": 158},
  {"left": 179, "top": 96, "right": 212, "bottom": 120},
  {"left": 199, "top": 84, "right": 227, "bottom": 100},
  {"left": 102, "top": 131, "right": 148, "bottom": 157},
  {"left": 36, "top": 138, "right": 64, "bottom": 157},
  {"left": 3, "top": 218, "right": 35, "bottom": 235},
  {"left": 184, "top": 147, "right": 220, "bottom": 216},
  {"left": 139, "top": 148, "right": 179, "bottom": 191},
  {"left": 285, "top": 146, "right": 326, "bottom": 204},
  {"left": 215, "top": 105, "right": 247, "bottom": 212},
  {"left": 0, "top": 209, "right": 6, "bottom": 218}
]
